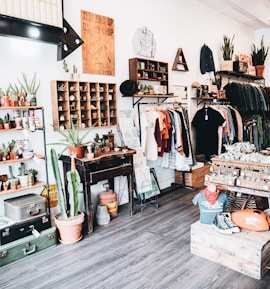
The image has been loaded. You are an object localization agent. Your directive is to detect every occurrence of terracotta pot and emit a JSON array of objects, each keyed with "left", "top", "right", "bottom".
[
  {"left": 98, "top": 188, "right": 118, "bottom": 217},
  {"left": 54, "top": 212, "right": 85, "bottom": 244},
  {"left": 103, "top": 146, "right": 110, "bottom": 153},
  {"left": 255, "top": 65, "right": 265, "bottom": 77},
  {"left": 69, "top": 146, "right": 85, "bottom": 158},
  {"left": 4, "top": 123, "right": 10, "bottom": 129}
]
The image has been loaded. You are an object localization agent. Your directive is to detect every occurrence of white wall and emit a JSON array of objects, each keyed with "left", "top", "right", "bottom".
[{"left": 0, "top": 0, "right": 269, "bottom": 211}]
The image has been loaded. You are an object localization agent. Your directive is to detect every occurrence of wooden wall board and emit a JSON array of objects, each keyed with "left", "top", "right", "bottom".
[{"left": 81, "top": 10, "right": 115, "bottom": 76}]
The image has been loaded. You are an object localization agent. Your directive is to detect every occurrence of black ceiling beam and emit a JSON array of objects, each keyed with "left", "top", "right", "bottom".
[
  {"left": 0, "top": 14, "right": 84, "bottom": 60},
  {"left": 0, "top": 14, "right": 62, "bottom": 44}
]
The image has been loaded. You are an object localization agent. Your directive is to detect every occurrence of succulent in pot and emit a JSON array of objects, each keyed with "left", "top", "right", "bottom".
[
  {"left": 17, "top": 72, "right": 40, "bottom": 105},
  {"left": 49, "top": 119, "right": 97, "bottom": 158}
]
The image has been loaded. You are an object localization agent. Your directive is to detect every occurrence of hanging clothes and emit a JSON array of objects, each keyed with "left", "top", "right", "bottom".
[
  {"left": 200, "top": 44, "right": 215, "bottom": 74},
  {"left": 192, "top": 106, "right": 225, "bottom": 160},
  {"left": 134, "top": 104, "right": 195, "bottom": 171}
]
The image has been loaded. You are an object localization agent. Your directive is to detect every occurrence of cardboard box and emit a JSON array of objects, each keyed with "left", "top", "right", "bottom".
[
  {"left": 190, "top": 221, "right": 270, "bottom": 279},
  {"left": 175, "top": 164, "right": 210, "bottom": 188}
]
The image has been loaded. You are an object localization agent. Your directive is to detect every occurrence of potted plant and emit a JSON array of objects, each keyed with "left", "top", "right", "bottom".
[
  {"left": 220, "top": 34, "right": 235, "bottom": 71},
  {"left": 1, "top": 144, "right": 9, "bottom": 161},
  {"left": 0, "top": 118, "right": 3, "bottom": 130},
  {"left": 3, "top": 181, "right": 9, "bottom": 191},
  {"left": 251, "top": 35, "right": 269, "bottom": 77},
  {"left": 17, "top": 72, "right": 40, "bottom": 106},
  {"left": 49, "top": 119, "right": 96, "bottom": 158},
  {"left": 27, "top": 168, "right": 38, "bottom": 183},
  {"left": 17, "top": 162, "right": 29, "bottom": 187},
  {"left": 3, "top": 114, "right": 10, "bottom": 129},
  {"left": 103, "top": 139, "right": 111, "bottom": 153},
  {"left": 51, "top": 148, "right": 84, "bottom": 244}
]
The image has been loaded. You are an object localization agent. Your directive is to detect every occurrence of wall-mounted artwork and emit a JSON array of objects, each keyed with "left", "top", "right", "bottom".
[{"left": 81, "top": 10, "right": 115, "bottom": 76}]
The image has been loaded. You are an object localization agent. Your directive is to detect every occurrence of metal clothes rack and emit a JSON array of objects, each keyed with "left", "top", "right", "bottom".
[
  {"left": 136, "top": 101, "right": 189, "bottom": 189},
  {"left": 137, "top": 101, "right": 183, "bottom": 144}
]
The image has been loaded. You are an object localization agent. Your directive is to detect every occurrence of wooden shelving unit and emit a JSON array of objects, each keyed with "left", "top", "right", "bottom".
[
  {"left": 126, "top": 57, "right": 175, "bottom": 106},
  {"left": 172, "top": 48, "right": 189, "bottom": 72},
  {"left": 50, "top": 80, "right": 117, "bottom": 130}
]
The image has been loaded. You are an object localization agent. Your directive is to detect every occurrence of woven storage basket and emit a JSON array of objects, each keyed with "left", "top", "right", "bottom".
[{"left": 41, "top": 184, "right": 58, "bottom": 207}]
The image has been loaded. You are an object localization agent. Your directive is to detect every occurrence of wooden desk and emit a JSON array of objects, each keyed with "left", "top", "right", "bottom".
[{"left": 59, "top": 149, "right": 136, "bottom": 234}]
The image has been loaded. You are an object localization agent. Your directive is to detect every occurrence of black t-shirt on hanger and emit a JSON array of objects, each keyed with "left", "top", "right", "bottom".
[{"left": 192, "top": 106, "right": 225, "bottom": 160}]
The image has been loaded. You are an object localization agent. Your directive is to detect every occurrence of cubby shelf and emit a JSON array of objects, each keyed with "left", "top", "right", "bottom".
[{"left": 50, "top": 80, "right": 118, "bottom": 130}]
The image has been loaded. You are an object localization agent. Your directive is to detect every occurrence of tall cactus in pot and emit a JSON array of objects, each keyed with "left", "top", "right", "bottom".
[
  {"left": 50, "top": 148, "right": 81, "bottom": 219},
  {"left": 50, "top": 148, "right": 84, "bottom": 244},
  {"left": 50, "top": 148, "right": 68, "bottom": 219}
]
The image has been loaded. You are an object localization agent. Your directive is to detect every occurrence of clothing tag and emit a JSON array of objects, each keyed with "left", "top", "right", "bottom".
[
  {"left": 32, "top": 228, "right": 41, "bottom": 238},
  {"left": 205, "top": 114, "right": 208, "bottom": 121}
]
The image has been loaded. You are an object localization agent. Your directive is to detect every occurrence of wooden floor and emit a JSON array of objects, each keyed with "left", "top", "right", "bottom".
[{"left": 1, "top": 187, "right": 270, "bottom": 289}]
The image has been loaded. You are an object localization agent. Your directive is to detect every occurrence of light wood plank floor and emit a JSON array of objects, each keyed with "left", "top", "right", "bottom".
[{"left": 1, "top": 187, "right": 270, "bottom": 289}]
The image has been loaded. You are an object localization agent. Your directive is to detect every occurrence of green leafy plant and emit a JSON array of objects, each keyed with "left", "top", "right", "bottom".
[
  {"left": 49, "top": 120, "right": 97, "bottom": 156},
  {"left": 251, "top": 35, "right": 269, "bottom": 65},
  {"left": 221, "top": 34, "right": 235, "bottom": 60},
  {"left": 17, "top": 72, "right": 40, "bottom": 95},
  {"left": 18, "top": 162, "right": 26, "bottom": 176},
  {"left": 63, "top": 60, "right": 69, "bottom": 73},
  {"left": 104, "top": 139, "right": 110, "bottom": 147},
  {"left": 212, "top": 75, "right": 222, "bottom": 90},
  {"left": 4, "top": 114, "right": 9, "bottom": 124}
]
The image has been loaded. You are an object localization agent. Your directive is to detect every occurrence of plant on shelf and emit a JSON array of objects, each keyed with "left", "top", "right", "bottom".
[
  {"left": 251, "top": 35, "right": 269, "bottom": 76},
  {"left": 221, "top": 34, "right": 234, "bottom": 61},
  {"left": 3, "top": 114, "right": 10, "bottom": 129},
  {"left": 0, "top": 118, "right": 3, "bottom": 130},
  {"left": 3, "top": 181, "right": 9, "bottom": 191},
  {"left": 17, "top": 72, "right": 40, "bottom": 105},
  {"left": 1, "top": 144, "right": 9, "bottom": 161},
  {"left": 220, "top": 34, "right": 235, "bottom": 71},
  {"left": 63, "top": 60, "right": 69, "bottom": 73},
  {"left": 212, "top": 74, "right": 222, "bottom": 90},
  {"left": 103, "top": 139, "right": 111, "bottom": 153},
  {"left": 17, "top": 162, "right": 29, "bottom": 187},
  {"left": 27, "top": 168, "right": 38, "bottom": 183},
  {"left": 51, "top": 148, "right": 84, "bottom": 244}
]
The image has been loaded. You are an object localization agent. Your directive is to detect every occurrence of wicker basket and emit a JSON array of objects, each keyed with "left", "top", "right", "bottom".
[{"left": 41, "top": 184, "right": 58, "bottom": 207}]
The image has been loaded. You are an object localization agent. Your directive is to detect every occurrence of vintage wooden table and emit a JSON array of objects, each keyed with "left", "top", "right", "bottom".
[{"left": 59, "top": 149, "right": 136, "bottom": 234}]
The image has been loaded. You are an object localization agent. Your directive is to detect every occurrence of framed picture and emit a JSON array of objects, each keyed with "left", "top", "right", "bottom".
[{"left": 239, "top": 53, "right": 252, "bottom": 66}]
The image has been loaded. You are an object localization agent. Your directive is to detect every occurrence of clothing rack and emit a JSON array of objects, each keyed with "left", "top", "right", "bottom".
[
  {"left": 204, "top": 100, "right": 230, "bottom": 107},
  {"left": 137, "top": 101, "right": 183, "bottom": 144}
]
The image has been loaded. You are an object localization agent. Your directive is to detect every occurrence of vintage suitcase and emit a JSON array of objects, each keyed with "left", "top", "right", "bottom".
[
  {"left": 0, "top": 213, "right": 51, "bottom": 245},
  {"left": 0, "top": 226, "right": 57, "bottom": 267},
  {"left": 4, "top": 194, "right": 47, "bottom": 222}
]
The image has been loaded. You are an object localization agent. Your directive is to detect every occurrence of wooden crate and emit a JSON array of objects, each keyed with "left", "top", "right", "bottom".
[
  {"left": 235, "top": 178, "right": 270, "bottom": 192},
  {"left": 175, "top": 164, "right": 210, "bottom": 188},
  {"left": 204, "top": 174, "right": 236, "bottom": 186},
  {"left": 190, "top": 221, "right": 270, "bottom": 279}
]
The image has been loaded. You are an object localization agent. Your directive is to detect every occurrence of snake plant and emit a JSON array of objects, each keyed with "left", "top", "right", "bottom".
[{"left": 251, "top": 35, "right": 269, "bottom": 66}]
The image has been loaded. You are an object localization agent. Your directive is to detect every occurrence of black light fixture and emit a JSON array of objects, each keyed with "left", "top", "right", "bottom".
[
  {"left": 57, "top": 18, "right": 84, "bottom": 61},
  {"left": 0, "top": 14, "right": 84, "bottom": 60}
]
